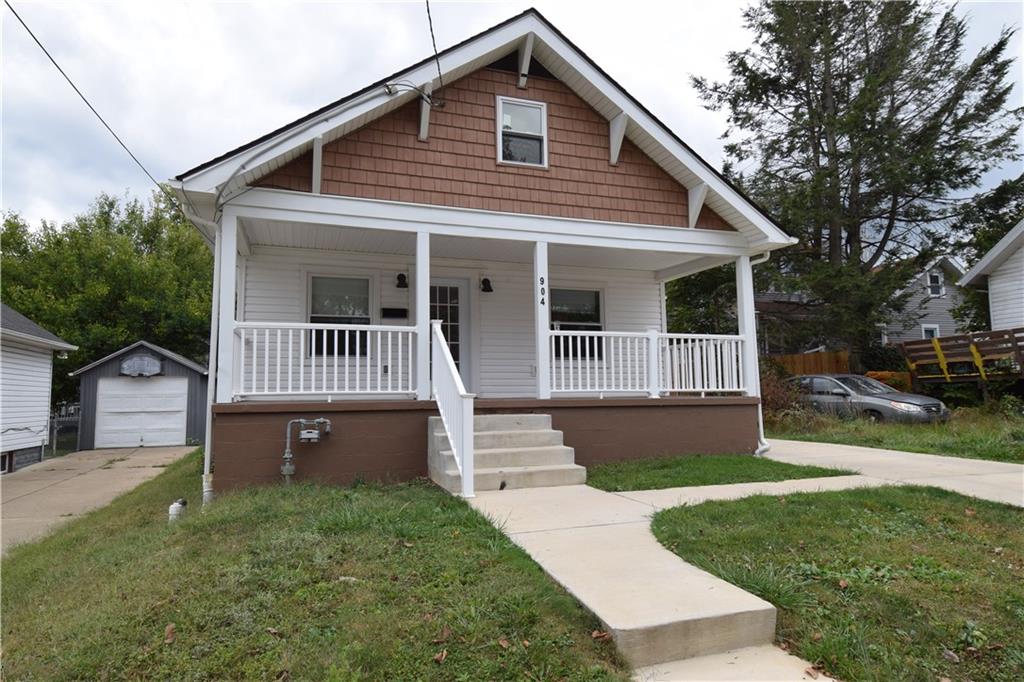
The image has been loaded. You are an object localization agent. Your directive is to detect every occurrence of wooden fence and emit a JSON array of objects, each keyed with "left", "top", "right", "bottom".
[
  {"left": 901, "top": 327, "right": 1024, "bottom": 384},
  {"left": 769, "top": 350, "right": 850, "bottom": 376}
]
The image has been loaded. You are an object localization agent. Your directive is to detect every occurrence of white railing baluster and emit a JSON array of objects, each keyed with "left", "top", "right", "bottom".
[{"left": 431, "top": 320, "right": 474, "bottom": 498}]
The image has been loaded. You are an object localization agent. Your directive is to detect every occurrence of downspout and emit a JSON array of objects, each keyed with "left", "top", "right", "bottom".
[
  {"left": 183, "top": 206, "right": 221, "bottom": 506},
  {"left": 749, "top": 251, "right": 771, "bottom": 456}
]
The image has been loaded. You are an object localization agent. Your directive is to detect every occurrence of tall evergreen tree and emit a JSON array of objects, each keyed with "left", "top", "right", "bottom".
[{"left": 691, "top": 0, "right": 1023, "bottom": 350}]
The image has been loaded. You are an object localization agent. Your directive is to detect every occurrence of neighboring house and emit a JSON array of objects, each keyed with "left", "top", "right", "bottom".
[
  {"left": 0, "top": 304, "right": 77, "bottom": 473},
  {"left": 959, "top": 218, "right": 1024, "bottom": 330},
  {"left": 880, "top": 257, "right": 966, "bottom": 344},
  {"left": 69, "top": 341, "right": 208, "bottom": 451},
  {"left": 171, "top": 9, "right": 795, "bottom": 495}
]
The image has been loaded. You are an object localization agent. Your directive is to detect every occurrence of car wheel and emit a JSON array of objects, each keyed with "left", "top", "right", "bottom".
[{"left": 864, "top": 410, "right": 883, "bottom": 423}]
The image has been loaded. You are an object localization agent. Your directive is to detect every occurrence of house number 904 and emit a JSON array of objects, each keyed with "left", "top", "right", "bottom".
[{"left": 538, "top": 276, "right": 546, "bottom": 305}]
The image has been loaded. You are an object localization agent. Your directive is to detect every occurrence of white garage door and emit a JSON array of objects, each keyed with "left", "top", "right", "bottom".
[{"left": 95, "top": 376, "right": 188, "bottom": 448}]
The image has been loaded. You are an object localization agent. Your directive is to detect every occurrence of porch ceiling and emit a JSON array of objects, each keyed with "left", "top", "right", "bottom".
[{"left": 240, "top": 217, "right": 704, "bottom": 272}]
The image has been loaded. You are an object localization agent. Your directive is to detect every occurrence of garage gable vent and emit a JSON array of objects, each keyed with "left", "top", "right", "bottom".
[{"left": 120, "top": 354, "right": 163, "bottom": 377}]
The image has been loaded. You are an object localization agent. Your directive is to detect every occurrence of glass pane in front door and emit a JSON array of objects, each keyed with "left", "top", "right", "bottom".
[{"left": 430, "top": 285, "right": 461, "bottom": 370}]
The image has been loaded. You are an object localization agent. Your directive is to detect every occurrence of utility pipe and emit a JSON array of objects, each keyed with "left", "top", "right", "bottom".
[{"left": 200, "top": 218, "right": 222, "bottom": 506}]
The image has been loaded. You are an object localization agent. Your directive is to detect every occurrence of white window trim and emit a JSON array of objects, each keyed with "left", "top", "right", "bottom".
[
  {"left": 548, "top": 287, "right": 605, "bottom": 330},
  {"left": 926, "top": 270, "right": 945, "bottom": 298},
  {"left": 305, "top": 271, "right": 378, "bottom": 324},
  {"left": 496, "top": 95, "right": 549, "bottom": 169},
  {"left": 921, "top": 324, "right": 940, "bottom": 340}
]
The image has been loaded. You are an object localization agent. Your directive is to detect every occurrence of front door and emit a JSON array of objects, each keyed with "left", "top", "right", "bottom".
[{"left": 430, "top": 279, "right": 471, "bottom": 386}]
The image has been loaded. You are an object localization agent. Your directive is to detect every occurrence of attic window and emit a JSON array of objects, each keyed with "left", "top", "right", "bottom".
[
  {"left": 497, "top": 96, "right": 547, "bottom": 167},
  {"left": 927, "top": 271, "right": 944, "bottom": 297}
]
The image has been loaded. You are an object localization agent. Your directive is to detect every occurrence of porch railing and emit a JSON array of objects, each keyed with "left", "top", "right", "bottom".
[
  {"left": 234, "top": 322, "right": 416, "bottom": 396},
  {"left": 549, "top": 330, "right": 746, "bottom": 396},
  {"left": 430, "top": 320, "right": 474, "bottom": 498}
]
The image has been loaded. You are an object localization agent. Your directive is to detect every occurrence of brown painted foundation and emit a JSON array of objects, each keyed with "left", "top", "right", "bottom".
[{"left": 211, "top": 397, "right": 760, "bottom": 491}]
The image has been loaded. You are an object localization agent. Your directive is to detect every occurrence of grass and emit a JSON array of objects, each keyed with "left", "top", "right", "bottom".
[
  {"left": 652, "top": 486, "right": 1024, "bottom": 681},
  {"left": 769, "top": 408, "right": 1024, "bottom": 463},
  {"left": 586, "top": 454, "right": 853, "bottom": 492},
  {"left": 2, "top": 451, "right": 627, "bottom": 681}
]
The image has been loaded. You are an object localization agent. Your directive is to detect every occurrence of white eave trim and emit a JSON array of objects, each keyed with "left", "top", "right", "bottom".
[
  {"left": 959, "top": 218, "right": 1024, "bottom": 287},
  {"left": 175, "top": 12, "right": 795, "bottom": 248},
  {"left": 226, "top": 188, "right": 780, "bottom": 257},
  {"left": 0, "top": 329, "right": 77, "bottom": 352}
]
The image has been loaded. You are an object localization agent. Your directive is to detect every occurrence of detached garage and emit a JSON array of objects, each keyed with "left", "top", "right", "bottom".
[{"left": 72, "top": 341, "right": 208, "bottom": 450}]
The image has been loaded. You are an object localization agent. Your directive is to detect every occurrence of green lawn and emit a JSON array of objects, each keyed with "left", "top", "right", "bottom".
[
  {"left": 2, "top": 451, "right": 626, "bottom": 680},
  {"left": 586, "top": 454, "right": 852, "bottom": 492},
  {"left": 653, "top": 487, "right": 1024, "bottom": 681},
  {"left": 770, "top": 409, "right": 1024, "bottom": 463}
]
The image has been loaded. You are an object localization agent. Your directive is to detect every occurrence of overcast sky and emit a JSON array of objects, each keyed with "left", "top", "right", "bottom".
[{"left": 3, "top": 0, "right": 1022, "bottom": 227}]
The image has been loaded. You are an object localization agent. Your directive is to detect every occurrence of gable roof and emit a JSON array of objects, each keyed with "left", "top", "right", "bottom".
[
  {"left": 0, "top": 304, "right": 77, "bottom": 351},
  {"left": 959, "top": 217, "right": 1024, "bottom": 287},
  {"left": 173, "top": 8, "right": 794, "bottom": 250},
  {"left": 69, "top": 340, "right": 208, "bottom": 377}
]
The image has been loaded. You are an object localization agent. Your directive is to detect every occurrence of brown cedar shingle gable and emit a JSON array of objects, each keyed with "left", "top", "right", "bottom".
[{"left": 256, "top": 67, "right": 734, "bottom": 231}]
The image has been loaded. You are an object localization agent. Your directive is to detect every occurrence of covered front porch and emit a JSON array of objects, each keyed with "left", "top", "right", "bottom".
[{"left": 206, "top": 189, "right": 769, "bottom": 496}]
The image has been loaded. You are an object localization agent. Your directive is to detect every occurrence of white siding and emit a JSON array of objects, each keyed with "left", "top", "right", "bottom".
[
  {"left": 241, "top": 245, "right": 663, "bottom": 398},
  {"left": 1, "top": 340, "right": 53, "bottom": 452},
  {"left": 988, "top": 245, "right": 1024, "bottom": 330}
]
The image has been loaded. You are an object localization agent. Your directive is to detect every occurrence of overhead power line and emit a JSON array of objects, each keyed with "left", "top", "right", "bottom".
[
  {"left": 4, "top": 0, "right": 184, "bottom": 211},
  {"left": 424, "top": 0, "right": 444, "bottom": 89}
]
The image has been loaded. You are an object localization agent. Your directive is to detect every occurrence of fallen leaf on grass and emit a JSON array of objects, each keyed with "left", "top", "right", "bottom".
[
  {"left": 591, "top": 630, "right": 611, "bottom": 641},
  {"left": 275, "top": 671, "right": 290, "bottom": 682},
  {"left": 432, "top": 625, "right": 451, "bottom": 644},
  {"left": 811, "top": 632, "right": 823, "bottom": 642},
  {"left": 522, "top": 639, "right": 530, "bottom": 648},
  {"left": 838, "top": 579, "right": 849, "bottom": 590},
  {"left": 942, "top": 648, "right": 960, "bottom": 663},
  {"left": 433, "top": 649, "right": 448, "bottom": 664},
  {"left": 939, "top": 677, "right": 952, "bottom": 682},
  {"left": 266, "top": 627, "right": 281, "bottom": 638},
  {"left": 964, "top": 508, "right": 976, "bottom": 517},
  {"left": 804, "top": 667, "right": 819, "bottom": 679},
  {"left": 498, "top": 638, "right": 511, "bottom": 649},
  {"left": 164, "top": 623, "right": 176, "bottom": 644}
]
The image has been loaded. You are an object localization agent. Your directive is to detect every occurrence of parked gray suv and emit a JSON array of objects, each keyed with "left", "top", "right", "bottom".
[{"left": 790, "top": 374, "right": 950, "bottom": 423}]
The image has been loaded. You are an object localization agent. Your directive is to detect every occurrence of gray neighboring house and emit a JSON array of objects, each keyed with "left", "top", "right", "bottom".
[
  {"left": 959, "top": 217, "right": 1024, "bottom": 331},
  {"left": 70, "top": 341, "right": 208, "bottom": 450},
  {"left": 881, "top": 257, "right": 967, "bottom": 344},
  {"left": 1, "top": 304, "right": 77, "bottom": 473}
]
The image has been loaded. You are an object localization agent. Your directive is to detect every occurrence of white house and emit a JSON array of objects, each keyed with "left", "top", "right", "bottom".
[
  {"left": 171, "top": 9, "right": 796, "bottom": 497},
  {"left": 959, "top": 217, "right": 1024, "bottom": 330},
  {"left": 1, "top": 304, "right": 77, "bottom": 473}
]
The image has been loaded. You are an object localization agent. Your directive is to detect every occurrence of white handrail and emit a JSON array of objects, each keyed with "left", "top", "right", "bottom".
[
  {"left": 234, "top": 322, "right": 416, "bottom": 396},
  {"left": 549, "top": 330, "right": 746, "bottom": 396},
  {"left": 430, "top": 320, "right": 474, "bottom": 498}
]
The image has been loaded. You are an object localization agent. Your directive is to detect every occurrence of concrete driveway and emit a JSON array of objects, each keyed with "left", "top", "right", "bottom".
[
  {"left": 2, "top": 446, "right": 193, "bottom": 554},
  {"left": 767, "top": 439, "right": 1024, "bottom": 507}
]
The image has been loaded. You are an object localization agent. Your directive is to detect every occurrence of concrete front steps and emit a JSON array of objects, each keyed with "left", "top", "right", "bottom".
[{"left": 428, "top": 414, "right": 587, "bottom": 493}]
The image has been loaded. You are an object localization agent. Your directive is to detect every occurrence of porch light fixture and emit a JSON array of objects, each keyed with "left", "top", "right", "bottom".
[
  {"left": 396, "top": 273, "right": 408, "bottom": 289},
  {"left": 480, "top": 277, "right": 494, "bottom": 293}
]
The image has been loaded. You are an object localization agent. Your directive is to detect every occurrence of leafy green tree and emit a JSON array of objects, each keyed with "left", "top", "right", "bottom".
[
  {"left": 950, "top": 173, "right": 1024, "bottom": 330},
  {"left": 690, "top": 0, "right": 1023, "bottom": 351},
  {"left": 2, "top": 192, "right": 212, "bottom": 403}
]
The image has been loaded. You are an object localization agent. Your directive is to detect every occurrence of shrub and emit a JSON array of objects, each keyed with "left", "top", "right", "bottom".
[
  {"left": 860, "top": 344, "right": 906, "bottom": 371},
  {"left": 865, "top": 371, "right": 912, "bottom": 392}
]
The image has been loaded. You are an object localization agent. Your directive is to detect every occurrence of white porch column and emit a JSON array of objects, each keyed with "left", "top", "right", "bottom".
[
  {"left": 415, "top": 231, "right": 431, "bottom": 400},
  {"left": 215, "top": 212, "right": 239, "bottom": 403},
  {"left": 735, "top": 255, "right": 761, "bottom": 396},
  {"left": 534, "top": 241, "right": 551, "bottom": 399}
]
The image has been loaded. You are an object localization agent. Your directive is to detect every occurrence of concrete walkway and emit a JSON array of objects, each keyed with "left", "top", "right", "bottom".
[
  {"left": 767, "top": 439, "right": 1024, "bottom": 507},
  {"left": 2, "top": 446, "right": 192, "bottom": 554},
  {"left": 471, "top": 443, "right": 1023, "bottom": 680},
  {"left": 471, "top": 476, "right": 876, "bottom": 680}
]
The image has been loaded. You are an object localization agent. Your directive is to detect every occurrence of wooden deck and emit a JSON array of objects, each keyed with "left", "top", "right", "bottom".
[{"left": 900, "top": 327, "right": 1024, "bottom": 384}]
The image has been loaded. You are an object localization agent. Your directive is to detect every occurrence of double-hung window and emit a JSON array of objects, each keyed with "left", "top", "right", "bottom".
[
  {"left": 497, "top": 96, "right": 547, "bottom": 167},
  {"left": 550, "top": 289, "right": 602, "bottom": 358},
  {"left": 309, "top": 276, "right": 371, "bottom": 356},
  {"left": 927, "top": 271, "right": 944, "bottom": 297}
]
